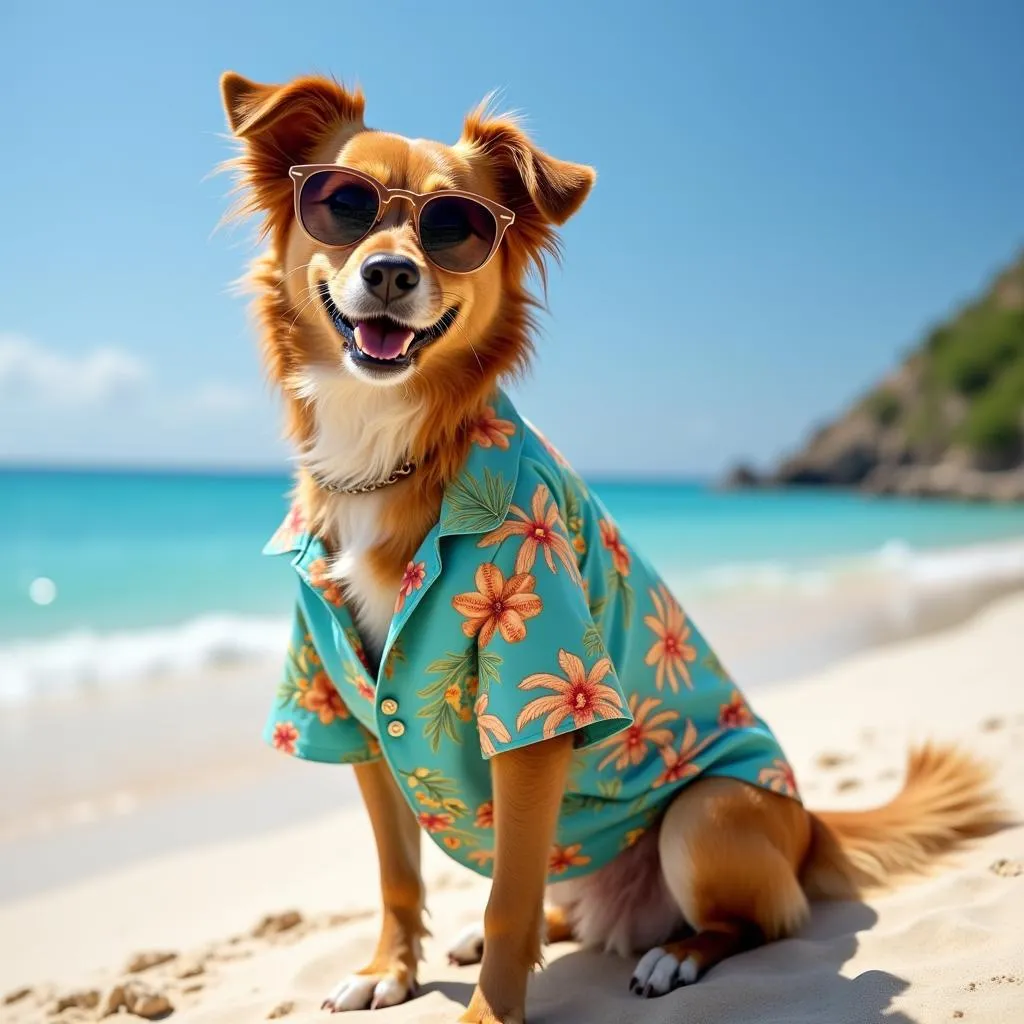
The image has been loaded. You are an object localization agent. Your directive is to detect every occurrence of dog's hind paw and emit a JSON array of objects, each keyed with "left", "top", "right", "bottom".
[
  {"left": 321, "top": 972, "right": 415, "bottom": 1012},
  {"left": 629, "top": 947, "right": 698, "bottom": 997},
  {"left": 447, "top": 922, "right": 485, "bottom": 966}
]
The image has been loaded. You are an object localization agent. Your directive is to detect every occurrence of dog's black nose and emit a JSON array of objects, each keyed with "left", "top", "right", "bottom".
[{"left": 360, "top": 253, "right": 420, "bottom": 304}]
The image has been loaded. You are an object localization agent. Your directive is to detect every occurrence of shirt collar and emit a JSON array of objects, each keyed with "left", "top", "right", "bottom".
[{"left": 263, "top": 389, "right": 525, "bottom": 557}]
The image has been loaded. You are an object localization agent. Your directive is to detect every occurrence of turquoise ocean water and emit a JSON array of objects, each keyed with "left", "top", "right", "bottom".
[{"left": 2, "top": 468, "right": 1023, "bottom": 699}]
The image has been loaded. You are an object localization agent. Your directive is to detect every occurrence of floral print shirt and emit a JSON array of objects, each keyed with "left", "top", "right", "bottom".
[{"left": 264, "top": 390, "right": 800, "bottom": 882}]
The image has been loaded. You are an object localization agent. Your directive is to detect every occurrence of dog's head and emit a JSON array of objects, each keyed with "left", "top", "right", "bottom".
[{"left": 220, "top": 73, "right": 594, "bottom": 420}]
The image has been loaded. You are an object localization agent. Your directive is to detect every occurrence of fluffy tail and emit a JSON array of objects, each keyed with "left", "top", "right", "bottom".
[{"left": 801, "top": 743, "right": 1008, "bottom": 900}]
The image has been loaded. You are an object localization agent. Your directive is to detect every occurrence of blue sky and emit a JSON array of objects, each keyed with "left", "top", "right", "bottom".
[{"left": 1, "top": 0, "right": 1021, "bottom": 476}]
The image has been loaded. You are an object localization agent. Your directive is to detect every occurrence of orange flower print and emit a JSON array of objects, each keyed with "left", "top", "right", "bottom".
[
  {"left": 475, "top": 693, "right": 512, "bottom": 757},
  {"left": 452, "top": 564, "right": 543, "bottom": 648},
  {"left": 469, "top": 849, "right": 495, "bottom": 868},
  {"left": 395, "top": 560, "right": 427, "bottom": 614},
  {"left": 308, "top": 558, "right": 344, "bottom": 607},
  {"left": 383, "top": 638, "right": 405, "bottom": 680},
  {"left": 517, "top": 650, "right": 625, "bottom": 739},
  {"left": 444, "top": 684, "right": 462, "bottom": 710},
  {"left": 599, "top": 519, "right": 631, "bottom": 577},
  {"left": 644, "top": 584, "right": 698, "bottom": 692},
  {"left": 443, "top": 836, "right": 462, "bottom": 850},
  {"left": 296, "top": 671, "right": 349, "bottom": 725},
  {"left": 758, "top": 759, "right": 798, "bottom": 797},
  {"left": 622, "top": 828, "right": 646, "bottom": 849},
  {"left": 344, "top": 629, "right": 370, "bottom": 671},
  {"left": 470, "top": 405, "right": 516, "bottom": 450},
  {"left": 478, "top": 484, "right": 582, "bottom": 585},
  {"left": 267, "top": 504, "right": 306, "bottom": 552},
  {"left": 284, "top": 504, "right": 306, "bottom": 535},
  {"left": 595, "top": 693, "right": 679, "bottom": 771},
  {"left": 719, "top": 691, "right": 755, "bottom": 730},
  {"left": 344, "top": 662, "right": 375, "bottom": 702},
  {"left": 417, "top": 811, "right": 456, "bottom": 833},
  {"left": 475, "top": 800, "right": 494, "bottom": 829},
  {"left": 549, "top": 843, "right": 591, "bottom": 874},
  {"left": 652, "top": 719, "right": 711, "bottom": 788},
  {"left": 271, "top": 721, "right": 299, "bottom": 755}
]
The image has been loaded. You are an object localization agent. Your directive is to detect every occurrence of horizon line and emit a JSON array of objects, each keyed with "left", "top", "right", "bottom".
[{"left": 0, "top": 461, "right": 716, "bottom": 486}]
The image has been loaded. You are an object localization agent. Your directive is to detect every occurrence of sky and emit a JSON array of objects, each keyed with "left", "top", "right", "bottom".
[{"left": 1, "top": 0, "right": 1022, "bottom": 477}]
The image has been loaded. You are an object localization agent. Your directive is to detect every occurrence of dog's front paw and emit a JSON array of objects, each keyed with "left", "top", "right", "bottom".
[
  {"left": 321, "top": 971, "right": 415, "bottom": 1012},
  {"left": 447, "top": 922, "right": 485, "bottom": 966},
  {"left": 458, "top": 986, "right": 523, "bottom": 1024}
]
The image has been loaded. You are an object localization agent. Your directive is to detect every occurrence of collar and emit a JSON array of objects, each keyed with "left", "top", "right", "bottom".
[
  {"left": 304, "top": 457, "right": 417, "bottom": 495},
  {"left": 263, "top": 389, "right": 526, "bottom": 557}
]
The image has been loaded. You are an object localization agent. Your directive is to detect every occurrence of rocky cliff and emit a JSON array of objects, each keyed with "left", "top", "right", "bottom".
[{"left": 728, "top": 252, "right": 1024, "bottom": 501}]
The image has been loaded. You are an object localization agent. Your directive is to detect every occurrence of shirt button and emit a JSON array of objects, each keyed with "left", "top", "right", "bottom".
[
  {"left": 380, "top": 698, "right": 399, "bottom": 716},
  {"left": 386, "top": 720, "right": 405, "bottom": 738}
]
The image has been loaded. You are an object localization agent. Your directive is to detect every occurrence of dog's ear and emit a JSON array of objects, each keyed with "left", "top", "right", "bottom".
[
  {"left": 219, "top": 72, "right": 365, "bottom": 235},
  {"left": 461, "top": 107, "right": 595, "bottom": 227}
]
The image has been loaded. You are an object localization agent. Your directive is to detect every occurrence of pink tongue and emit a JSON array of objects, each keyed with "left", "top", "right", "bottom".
[{"left": 353, "top": 321, "right": 416, "bottom": 361}]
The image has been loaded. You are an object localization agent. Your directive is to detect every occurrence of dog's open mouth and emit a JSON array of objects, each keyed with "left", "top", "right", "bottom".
[{"left": 319, "top": 282, "right": 459, "bottom": 372}]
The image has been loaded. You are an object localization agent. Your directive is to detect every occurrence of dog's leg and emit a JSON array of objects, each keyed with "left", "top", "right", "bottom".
[
  {"left": 460, "top": 734, "right": 573, "bottom": 1024},
  {"left": 322, "top": 759, "right": 426, "bottom": 1012},
  {"left": 447, "top": 905, "right": 575, "bottom": 967},
  {"left": 630, "top": 776, "right": 812, "bottom": 997}
]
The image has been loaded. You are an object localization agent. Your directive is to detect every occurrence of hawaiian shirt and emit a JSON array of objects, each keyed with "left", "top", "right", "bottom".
[{"left": 263, "top": 389, "right": 799, "bottom": 882}]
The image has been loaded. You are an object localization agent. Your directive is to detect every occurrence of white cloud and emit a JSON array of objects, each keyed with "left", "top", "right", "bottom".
[
  {"left": 181, "top": 382, "right": 254, "bottom": 417},
  {"left": 0, "top": 334, "right": 283, "bottom": 465},
  {"left": 0, "top": 334, "right": 258, "bottom": 421},
  {"left": 0, "top": 334, "right": 149, "bottom": 406}
]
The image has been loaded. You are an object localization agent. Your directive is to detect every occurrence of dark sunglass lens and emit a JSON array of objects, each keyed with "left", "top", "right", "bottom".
[
  {"left": 299, "top": 171, "right": 379, "bottom": 246},
  {"left": 419, "top": 196, "right": 498, "bottom": 272}
]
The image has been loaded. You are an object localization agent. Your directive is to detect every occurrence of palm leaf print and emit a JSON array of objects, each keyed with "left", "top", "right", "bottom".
[
  {"left": 478, "top": 649, "right": 503, "bottom": 689},
  {"left": 605, "top": 567, "right": 635, "bottom": 628},
  {"left": 561, "top": 780, "right": 622, "bottom": 817},
  {"left": 442, "top": 468, "right": 514, "bottom": 532},
  {"left": 418, "top": 650, "right": 473, "bottom": 752},
  {"left": 275, "top": 678, "right": 299, "bottom": 709},
  {"left": 561, "top": 793, "right": 608, "bottom": 816},
  {"left": 398, "top": 766, "right": 470, "bottom": 818},
  {"left": 582, "top": 623, "right": 606, "bottom": 658},
  {"left": 703, "top": 650, "right": 732, "bottom": 684},
  {"left": 276, "top": 639, "right": 313, "bottom": 708},
  {"left": 563, "top": 479, "right": 585, "bottom": 539}
]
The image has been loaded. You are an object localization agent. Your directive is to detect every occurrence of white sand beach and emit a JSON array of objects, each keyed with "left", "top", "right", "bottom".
[{"left": 2, "top": 592, "right": 1023, "bottom": 1024}]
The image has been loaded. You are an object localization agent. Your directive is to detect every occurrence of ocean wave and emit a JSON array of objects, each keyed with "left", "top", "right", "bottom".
[
  {"left": 3, "top": 537, "right": 1023, "bottom": 704},
  {"left": 669, "top": 535, "right": 1024, "bottom": 596},
  {"left": 0, "top": 614, "right": 290, "bottom": 704}
]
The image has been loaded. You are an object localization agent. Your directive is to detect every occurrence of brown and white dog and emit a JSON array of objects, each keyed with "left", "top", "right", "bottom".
[{"left": 219, "top": 72, "right": 1005, "bottom": 1024}]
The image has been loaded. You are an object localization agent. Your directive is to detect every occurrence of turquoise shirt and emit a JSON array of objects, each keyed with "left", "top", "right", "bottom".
[{"left": 264, "top": 390, "right": 799, "bottom": 881}]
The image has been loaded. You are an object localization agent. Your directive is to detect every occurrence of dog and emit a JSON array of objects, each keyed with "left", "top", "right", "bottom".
[{"left": 219, "top": 71, "right": 1004, "bottom": 1024}]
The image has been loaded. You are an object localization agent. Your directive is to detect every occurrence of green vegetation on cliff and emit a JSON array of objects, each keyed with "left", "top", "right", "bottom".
[{"left": 758, "top": 252, "right": 1024, "bottom": 500}]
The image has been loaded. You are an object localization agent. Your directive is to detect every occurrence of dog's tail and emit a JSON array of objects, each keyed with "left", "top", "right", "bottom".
[{"left": 800, "top": 743, "right": 1007, "bottom": 900}]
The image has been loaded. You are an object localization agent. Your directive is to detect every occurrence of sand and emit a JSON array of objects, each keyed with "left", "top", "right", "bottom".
[{"left": 3, "top": 594, "right": 1023, "bottom": 1023}]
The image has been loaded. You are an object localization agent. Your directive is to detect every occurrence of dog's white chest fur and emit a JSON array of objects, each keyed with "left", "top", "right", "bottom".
[
  {"left": 294, "top": 368, "right": 427, "bottom": 668},
  {"left": 323, "top": 492, "right": 394, "bottom": 666}
]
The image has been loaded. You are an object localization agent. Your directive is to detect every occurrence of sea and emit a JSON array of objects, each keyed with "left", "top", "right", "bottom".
[{"left": 2, "top": 467, "right": 1023, "bottom": 703}]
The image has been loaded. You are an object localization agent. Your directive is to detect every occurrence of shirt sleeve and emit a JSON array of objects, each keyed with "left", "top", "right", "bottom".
[
  {"left": 460, "top": 471, "right": 633, "bottom": 760},
  {"left": 263, "top": 601, "right": 382, "bottom": 765}
]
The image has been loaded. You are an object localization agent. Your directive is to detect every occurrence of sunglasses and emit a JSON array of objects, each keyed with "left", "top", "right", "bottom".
[{"left": 289, "top": 165, "right": 516, "bottom": 274}]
